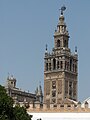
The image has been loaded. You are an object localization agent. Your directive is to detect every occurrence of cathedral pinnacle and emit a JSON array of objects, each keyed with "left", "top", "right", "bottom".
[
  {"left": 45, "top": 44, "right": 48, "bottom": 54},
  {"left": 75, "top": 46, "right": 78, "bottom": 54}
]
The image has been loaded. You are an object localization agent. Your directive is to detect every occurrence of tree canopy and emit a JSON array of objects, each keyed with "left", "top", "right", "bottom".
[
  {"left": 14, "top": 106, "right": 32, "bottom": 120},
  {"left": 0, "top": 85, "right": 32, "bottom": 120}
]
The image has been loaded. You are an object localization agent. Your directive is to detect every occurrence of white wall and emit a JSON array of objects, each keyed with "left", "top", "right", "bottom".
[{"left": 27, "top": 113, "right": 90, "bottom": 120}]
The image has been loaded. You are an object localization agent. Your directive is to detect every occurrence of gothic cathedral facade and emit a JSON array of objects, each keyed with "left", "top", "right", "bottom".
[{"left": 44, "top": 7, "right": 78, "bottom": 108}]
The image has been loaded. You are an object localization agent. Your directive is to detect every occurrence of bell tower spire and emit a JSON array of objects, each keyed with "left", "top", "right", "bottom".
[{"left": 54, "top": 6, "right": 69, "bottom": 50}]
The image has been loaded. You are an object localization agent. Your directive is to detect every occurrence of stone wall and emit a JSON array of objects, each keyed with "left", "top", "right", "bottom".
[{"left": 26, "top": 101, "right": 90, "bottom": 113}]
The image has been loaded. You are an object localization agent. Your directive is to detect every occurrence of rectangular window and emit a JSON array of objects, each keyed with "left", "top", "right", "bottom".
[{"left": 52, "top": 81, "right": 56, "bottom": 89}]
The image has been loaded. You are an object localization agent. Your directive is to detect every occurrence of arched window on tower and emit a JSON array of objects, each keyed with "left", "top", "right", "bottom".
[
  {"left": 65, "top": 61, "right": 67, "bottom": 70},
  {"left": 70, "top": 59, "right": 72, "bottom": 71},
  {"left": 60, "top": 61, "right": 63, "bottom": 69},
  {"left": 53, "top": 58, "right": 56, "bottom": 70},
  {"left": 64, "top": 40, "right": 67, "bottom": 47},
  {"left": 57, "top": 61, "right": 59, "bottom": 69},
  {"left": 46, "top": 63, "right": 48, "bottom": 71},
  {"left": 57, "top": 39, "right": 60, "bottom": 47},
  {"left": 49, "top": 63, "right": 51, "bottom": 71}
]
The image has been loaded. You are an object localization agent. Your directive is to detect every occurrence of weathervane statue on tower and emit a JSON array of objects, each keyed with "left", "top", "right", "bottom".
[{"left": 60, "top": 5, "right": 66, "bottom": 15}]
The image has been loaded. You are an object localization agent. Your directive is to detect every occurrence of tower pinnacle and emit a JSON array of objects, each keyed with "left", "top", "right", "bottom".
[{"left": 46, "top": 44, "right": 47, "bottom": 51}]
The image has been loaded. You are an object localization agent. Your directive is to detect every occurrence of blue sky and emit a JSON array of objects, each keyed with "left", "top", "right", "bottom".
[{"left": 0, "top": 0, "right": 90, "bottom": 102}]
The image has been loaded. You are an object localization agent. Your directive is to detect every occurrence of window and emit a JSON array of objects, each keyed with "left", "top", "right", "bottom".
[
  {"left": 52, "top": 91, "right": 56, "bottom": 97},
  {"left": 11, "top": 81, "right": 13, "bottom": 84},
  {"left": 70, "top": 59, "right": 72, "bottom": 71},
  {"left": 54, "top": 105, "right": 57, "bottom": 107},
  {"left": 52, "top": 81, "right": 56, "bottom": 89},
  {"left": 46, "top": 63, "right": 48, "bottom": 71},
  {"left": 69, "top": 82, "right": 72, "bottom": 96},
  {"left": 57, "top": 61, "right": 59, "bottom": 69},
  {"left": 49, "top": 63, "right": 51, "bottom": 70},
  {"left": 60, "top": 104, "right": 64, "bottom": 108},
  {"left": 57, "top": 39, "right": 60, "bottom": 47},
  {"left": 64, "top": 40, "right": 67, "bottom": 47},
  {"left": 67, "top": 105, "right": 71, "bottom": 107},
  {"left": 60, "top": 61, "right": 63, "bottom": 69},
  {"left": 65, "top": 61, "right": 67, "bottom": 70},
  {"left": 53, "top": 58, "right": 56, "bottom": 70}
]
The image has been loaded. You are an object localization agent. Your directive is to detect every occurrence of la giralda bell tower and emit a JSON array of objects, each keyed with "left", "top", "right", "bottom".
[{"left": 44, "top": 6, "right": 78, "bottom": 108}]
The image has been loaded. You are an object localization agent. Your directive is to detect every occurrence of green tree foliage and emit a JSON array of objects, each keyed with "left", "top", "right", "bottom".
[
  {"left": 0, "top": 85, "right": 14, "bottom": 120},
  {"left": 14, "top": 106, "right": 32, "bottom": 120},
  {"left": 0, "top": 85, "right": 32, "bottom": 120}
]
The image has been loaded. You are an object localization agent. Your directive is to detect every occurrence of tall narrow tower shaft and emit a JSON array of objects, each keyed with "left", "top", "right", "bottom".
[{"left": 44, "top": 6, "right": 78, "bottom": 108}]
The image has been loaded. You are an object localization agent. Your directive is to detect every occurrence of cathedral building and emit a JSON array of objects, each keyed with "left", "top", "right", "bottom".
[
  {"left": 5, "top": 75, "right": 43, "bottom": 107},
  {"left": 44, "top": 6, "right": 78, "bottom": 108}
]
